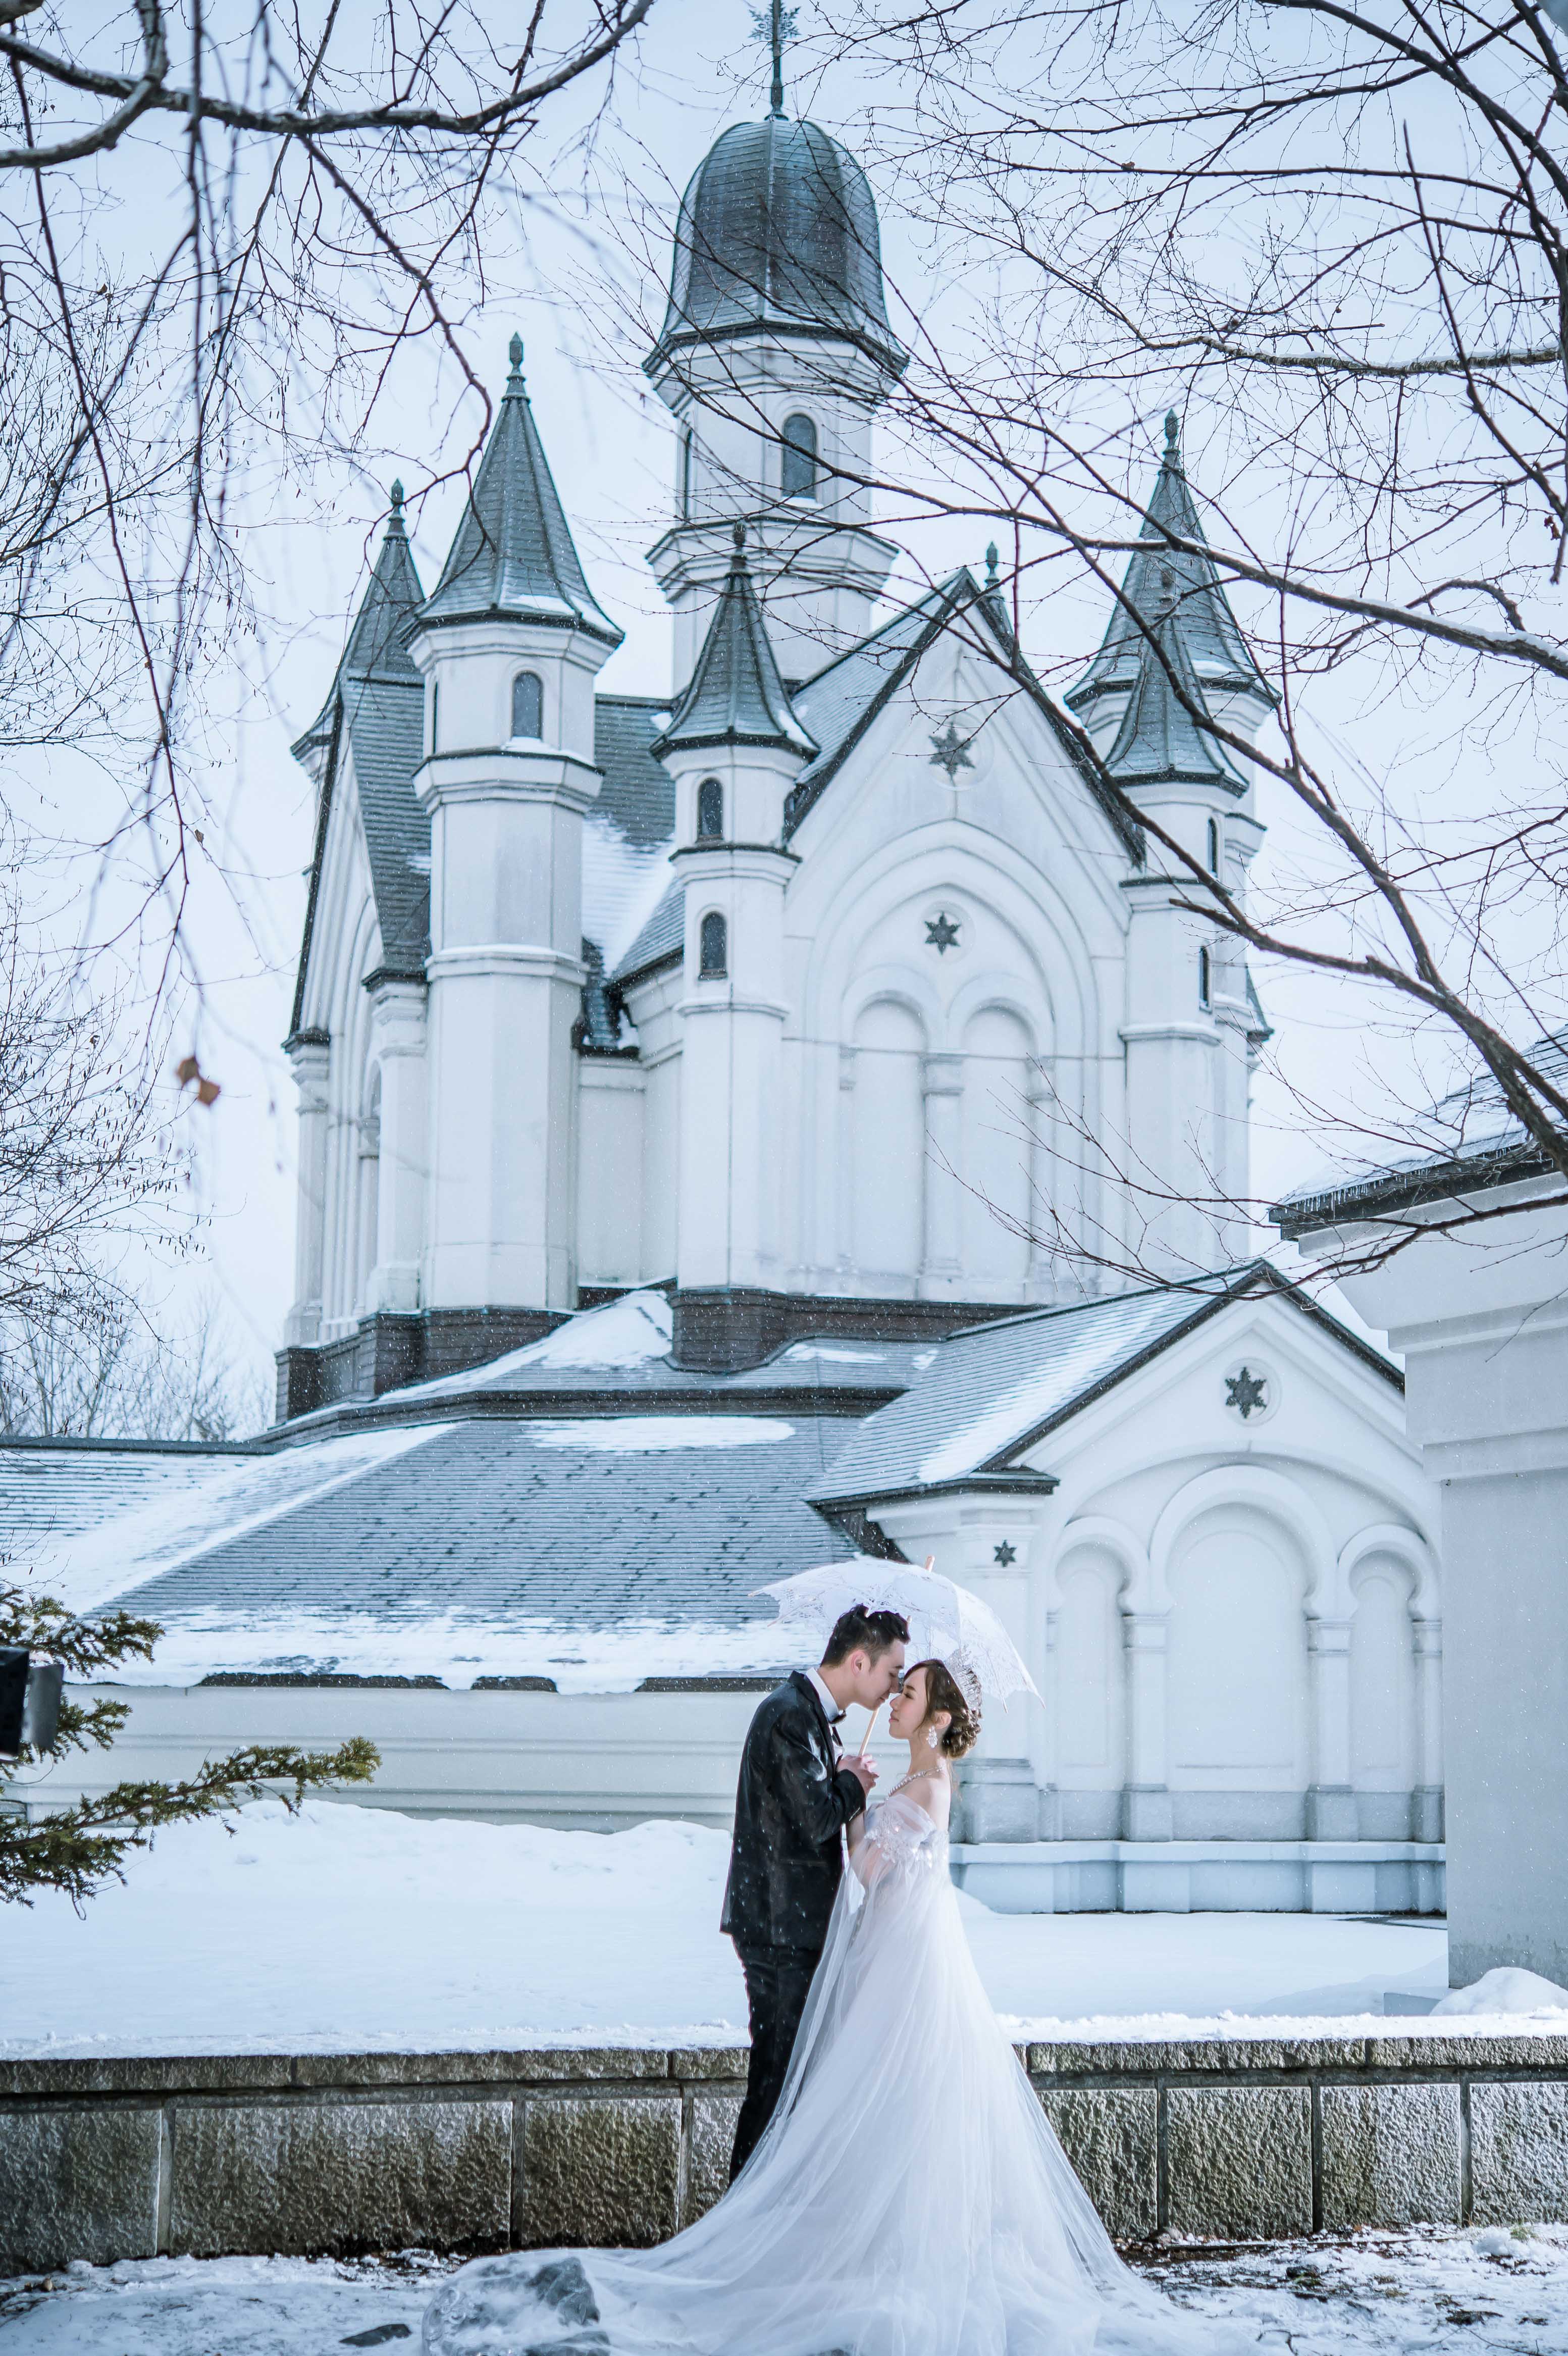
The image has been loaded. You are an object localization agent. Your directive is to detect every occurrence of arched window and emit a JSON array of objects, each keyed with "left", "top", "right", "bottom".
[
  {"left": 1207, "top": 816, "right": 1221, "bottom": 876},
  {"left": 680, "top": 426, "right": 694, "bottom": 521},
  {"left": 781, "top": 413, "right": 818, "bottom": 500},
  {"left": 699, "top": 910, "right": 728, "bottom": 979},
  {"left": 1198, "top": 945, "right": 1212, "bottom": 1008},
  {"left": 511, "top": 671, "right": 544, "bottom": 739},
  {"left": 696, "top": 778, "right": 723, "bottom": 841}
]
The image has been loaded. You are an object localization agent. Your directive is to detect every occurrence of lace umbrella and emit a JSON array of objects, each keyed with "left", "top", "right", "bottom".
[{"left": 755, "top": 1557, "right": 1040, "bottom": 1714}]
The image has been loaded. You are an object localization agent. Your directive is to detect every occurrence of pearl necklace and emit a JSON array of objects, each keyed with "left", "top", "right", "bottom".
[{"left": 888, "top": 1766, "right": 949, "bottom": 1799}]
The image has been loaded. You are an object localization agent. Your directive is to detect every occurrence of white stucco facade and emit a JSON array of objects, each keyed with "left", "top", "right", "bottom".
[
  {"left": 1284, "top": 1171, "right": 1568, "bottom": 1974},
  {"left": 286, "top": 463, "right": 1273, "bottom": 1343}
]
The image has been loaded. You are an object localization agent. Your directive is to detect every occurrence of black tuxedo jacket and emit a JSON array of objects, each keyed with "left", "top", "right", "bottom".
[{"left": 720, "top": 1671, "right": 869, "bottom": 1954}]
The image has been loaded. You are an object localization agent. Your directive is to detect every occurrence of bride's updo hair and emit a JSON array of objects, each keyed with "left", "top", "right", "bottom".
[{"left": 914, "top": 1660, "right": 980, "bottom": 1758}]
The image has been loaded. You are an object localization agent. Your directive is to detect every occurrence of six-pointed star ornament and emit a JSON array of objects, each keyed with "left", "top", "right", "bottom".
[
  {"left": 992, "top": 1542, "right": 1017, "bottom": 1566},
  {"left": 929, "top": 720, "right": 975, "bottom": 781},
  {"left": 925, "top": 911, "right": 961, "bottom": 954},
  {"left": 1225, "top": 1365, "right": 1270, "bottom": 1419}
]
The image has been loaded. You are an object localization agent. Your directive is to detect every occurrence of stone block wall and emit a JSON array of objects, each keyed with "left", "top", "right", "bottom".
[{"left": 5, "top": 2036, "right": 1568, "bottom": 2274}]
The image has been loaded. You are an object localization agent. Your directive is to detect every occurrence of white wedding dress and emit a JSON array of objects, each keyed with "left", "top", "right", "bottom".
[{"left": 424, "top": 1789, "right": 1255, "bottom": 2356}]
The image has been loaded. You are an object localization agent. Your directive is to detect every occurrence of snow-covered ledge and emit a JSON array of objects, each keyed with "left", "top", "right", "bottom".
[{"left": 6, "top": 2030, "right": 1567, "bottom": 2273}]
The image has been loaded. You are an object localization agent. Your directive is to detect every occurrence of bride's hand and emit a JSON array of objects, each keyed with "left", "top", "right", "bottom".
[{"left": 844, "top": 1753, "right": 877, "bottom": 1794}]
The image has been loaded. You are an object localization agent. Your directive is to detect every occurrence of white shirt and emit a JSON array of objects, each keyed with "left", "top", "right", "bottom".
[{"left": 806, "top": 1666, "right": 845, "bottom": 1726}]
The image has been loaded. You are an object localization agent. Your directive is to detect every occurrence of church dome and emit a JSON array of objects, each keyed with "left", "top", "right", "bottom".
[{"left": 648, "top": 117, "right": 907, "bottom": 378}]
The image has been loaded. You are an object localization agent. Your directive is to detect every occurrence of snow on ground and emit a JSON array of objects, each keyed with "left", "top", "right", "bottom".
[
  {"left": 10, "top": 2231, "right": 1568, "bottom": 2353},
  {"left": 1437, "top": 1965, "right": 1568, "bottom": 2014},
  {"left": 0, "top": 1798, "right": 1478, "bottom": 2060}
]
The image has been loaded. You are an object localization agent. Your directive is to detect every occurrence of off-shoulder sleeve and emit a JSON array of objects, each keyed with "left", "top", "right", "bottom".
[{"left": 850, "top": 1790, "right": 941, "bottom": 1890}]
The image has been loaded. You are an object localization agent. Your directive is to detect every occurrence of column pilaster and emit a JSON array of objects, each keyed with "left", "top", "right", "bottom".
[
  {"left": 1122, "top": 1610, "right": 1173, "bottom": 1839},
  {"left": 1413, "top": 1616, "right": 1445, "bottom": 1841},
  {"left": 920, "top": 1052, "right": 964, "bottom": 1294},
  {"left": 365, "top": 978, "right": 428, "bottom": 1314},
  {"left": 285, "top": 1033, "right": 331, "bottom": 1346},
  {"left": 1305, "top": 1616, "right": 1358, "bottom": 1839}
]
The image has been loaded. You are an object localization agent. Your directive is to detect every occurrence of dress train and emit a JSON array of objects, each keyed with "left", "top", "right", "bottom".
[{"left": 424, "top": 1791, "right": 1258, "bottom": 2356}]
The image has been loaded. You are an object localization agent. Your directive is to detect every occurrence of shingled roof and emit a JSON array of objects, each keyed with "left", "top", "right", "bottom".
[
  {"left": 651, "top": 525, "right": 816, "bottom": 760},
  {"left": 420, "top": 337, "right": 621, "bottom": 646},
  {"left": 1273, "top": 1031, "right": 1568, "bottom": 1238},
  {"left": 1104, "top": 585, "right": 1247, "bottom": 793},
  {"left": 289, "top": 493, "right": 431, "bottom": 1028},
  {"left": 808, "top": 1263, "right": 1398, "bottom": 1506},
  {"left": 1067, "top": 414, "right": 1276, "bottom": 723},
  {"left": 8, "top": 1416, "right": 866, "bottom": 1688}
]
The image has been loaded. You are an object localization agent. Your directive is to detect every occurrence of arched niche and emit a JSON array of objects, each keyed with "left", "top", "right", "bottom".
[
  {"left": 849, "top": 996, "right": 925, "bottom": 1285},
  {"left": 1052, "top": 1539, "right": 1127, "bottom": 1786},
  {"left": 960, "top": 1003, "right": 1035, "bottom": 1288},
  {"left": 1348, "top": 1551, "right": 1418, "bottom": 1795},
  {"left": 1165, "top": 1501, "right": 1311, "bottom": 1788}
]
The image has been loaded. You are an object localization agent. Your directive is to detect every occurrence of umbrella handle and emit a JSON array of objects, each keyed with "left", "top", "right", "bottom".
[{"left": 853, "top": 1560, "right": 931, "bottom": 1761}]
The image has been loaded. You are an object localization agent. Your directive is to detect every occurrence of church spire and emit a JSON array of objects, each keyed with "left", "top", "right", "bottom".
[
  {"left": 1067, "top": 412, "right": 1275, "bottom": 727},
  {"left": 652, "top": 524, "right": 817, "bottom": 758},
  {"left": 293, "top": 482, "right": 425, "bottom": 757},
  {"left": 1104, "top": 569, "right": 1246, "bottom": 790},
  {"left": 751, "top": 0, "right": 797, "bottom": 119},
  {"left": 420, "top": 336, "right": 621, "bottom": 645}
]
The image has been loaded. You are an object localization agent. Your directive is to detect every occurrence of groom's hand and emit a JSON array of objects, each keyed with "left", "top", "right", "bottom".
[{"left": 844, "top": 1753, "right": 878, "bottom": 1796}]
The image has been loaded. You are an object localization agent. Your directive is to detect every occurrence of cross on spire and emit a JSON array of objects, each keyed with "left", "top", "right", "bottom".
[{"left": 749, "top": 0, "right": 798, "bottom": 118}]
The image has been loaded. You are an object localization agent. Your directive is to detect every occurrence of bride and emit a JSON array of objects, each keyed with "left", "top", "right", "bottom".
[{"left": 424, "top": 1658, "right": 1256, "bottom": 2356}]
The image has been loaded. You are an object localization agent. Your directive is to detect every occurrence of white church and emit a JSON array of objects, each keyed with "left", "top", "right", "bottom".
[{"left": 4, "top": 103, "right": 1445, "bottom": 1915}]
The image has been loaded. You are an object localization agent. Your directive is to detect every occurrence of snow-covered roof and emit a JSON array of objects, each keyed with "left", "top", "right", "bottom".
[
  {"left": 808, "top": 1287, "right": 1206, "bottom": 1502},
  {"left": 8, "top": 1424, "right": 450, "bottom": 1617},
  {"left": 809, "top": 1264, "right": 1399, "bottom": 1504},
  {"left": 1274, "top": 1036, "right": 1568, "bottom": 1237},
  {"left": 285, "top": 1291, "right": 936, "bottom": 1426},
  {"left": 610, "top": 878, "right": 684, "bottom": 988},
  {"left": 18, "top": 1414, "right": 863, "bottom": 1691}
]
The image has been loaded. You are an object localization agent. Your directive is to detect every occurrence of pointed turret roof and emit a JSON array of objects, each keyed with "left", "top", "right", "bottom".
[
  {"left": 420, "top": 337, "right": 621, "bottom": 645},
  {"left": 288, "top": 488, "right": 432, "bottom": 1034},
  {"left": 1104, "top": 572, "right": 1246, "bottom": 791},
  {"left": 651, "top": 524, "right": 817, "bottom": 760},
  {"left": 294, "top": 483, "right": 425, "bottom": 754},
  {"left": 1067, "top": 414, "right": 1275, "bottom": 719}
]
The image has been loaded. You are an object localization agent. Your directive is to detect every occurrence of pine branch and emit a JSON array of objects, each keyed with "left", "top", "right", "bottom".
[
  {"left": 0, "top": 1584, "right": 161, "bottom": 1674},
  {"left": 0, "top": 1736, "right": 380, "bottom": 1906}
]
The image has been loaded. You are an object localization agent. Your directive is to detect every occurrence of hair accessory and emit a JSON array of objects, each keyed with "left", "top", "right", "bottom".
[{"left": 943, "top": 1651, "right": 983, "bottom": 1715}]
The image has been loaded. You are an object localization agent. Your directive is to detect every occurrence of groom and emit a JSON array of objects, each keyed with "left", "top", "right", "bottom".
[{"left": 721, "top": 1604, "right": 910, "bottom": 2179}]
